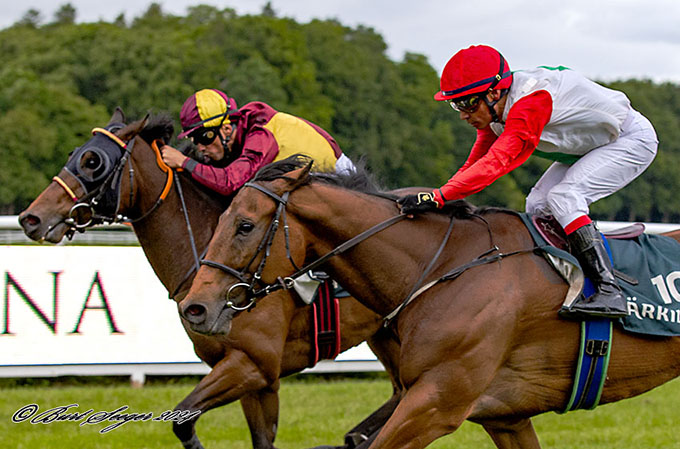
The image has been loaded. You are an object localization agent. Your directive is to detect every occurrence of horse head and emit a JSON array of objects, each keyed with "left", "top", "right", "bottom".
[
  {"left": 179, "top": 156, "right": 315, "bottom": 335},
  {"left": 19, "top": 108, "right": 170, "bottom": 243}
]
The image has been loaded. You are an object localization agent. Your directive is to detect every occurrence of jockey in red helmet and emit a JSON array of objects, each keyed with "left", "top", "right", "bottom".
[
  {"left": 397, "top": 45, "right": 659, "bottom": 319},
  {"left": 161, "top": 89, "right": 354, "bottom": 196}
]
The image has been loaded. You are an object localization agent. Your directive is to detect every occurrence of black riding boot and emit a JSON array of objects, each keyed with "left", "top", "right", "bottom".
[{"left": 562, "top": 223, "right": 628, "bottom": 318}]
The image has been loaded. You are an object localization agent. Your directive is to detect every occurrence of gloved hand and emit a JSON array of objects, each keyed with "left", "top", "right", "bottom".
[{"left": 397, "top": 192, "right": 440, "bottom": 214}]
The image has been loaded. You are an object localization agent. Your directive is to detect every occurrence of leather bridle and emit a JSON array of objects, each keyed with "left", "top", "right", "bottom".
[
  {"left": 199, "top": 181, "right": 407, "bottom": 312},
  {"left": 50, "top": 127, "right": 173, "bottom": 238}
]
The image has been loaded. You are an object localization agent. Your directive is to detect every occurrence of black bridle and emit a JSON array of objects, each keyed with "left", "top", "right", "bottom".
[
  {"left": 51, "top": 125, "right": 205, "bottom": 297},
  {"left": 50, "top": 127, "right": 175, "bottom": 239},
  {"left": 54, "top": 125, "right": 135, "bottom": 236},
  {"left": 200, "top": 181, "right": 408, "bottom": 312}
]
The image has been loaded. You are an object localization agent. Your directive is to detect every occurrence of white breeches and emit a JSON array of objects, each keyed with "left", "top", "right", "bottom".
[
  {"left": 525, "top": 109, "right": 658, "bottom": 228},
  {"left": 335, "top": 153, "right": 356, "bottom": 174}
]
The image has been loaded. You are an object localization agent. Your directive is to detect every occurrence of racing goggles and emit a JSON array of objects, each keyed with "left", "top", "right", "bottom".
[
  {"left": 190, "top": 127, "right": 220, "bottom": 146},
  {"left": 447, "top": 93, "right": 486, "bottom": 113}
]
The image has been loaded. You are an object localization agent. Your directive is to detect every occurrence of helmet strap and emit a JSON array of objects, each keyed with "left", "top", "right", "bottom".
[
  {"left": 484, "top": 89, "right": 508, "bottom": 123},
  {"left": 220, "top": 125, "right": 232, "bottom": 155}
]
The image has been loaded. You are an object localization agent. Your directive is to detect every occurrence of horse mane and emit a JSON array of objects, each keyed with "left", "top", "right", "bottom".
[
  {"left": 252, "top": 155, "right": 488, "bottom": 220},
  {"left": 253, "top": 154, "right": 396, "bottom": 199},
  {"left": 139, "top": 114, "right": 175, "bottom": 145},
  {"left": 252, "top": 155, "right": 478, "bottom": 219}
]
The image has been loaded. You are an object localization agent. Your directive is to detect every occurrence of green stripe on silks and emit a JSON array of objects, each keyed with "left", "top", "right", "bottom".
[
  {"left": 561, "top": 319, "right": 613, "bottom": 413},
  {"left": 533, "top": 150, "right": 582, "bottom": 165}
]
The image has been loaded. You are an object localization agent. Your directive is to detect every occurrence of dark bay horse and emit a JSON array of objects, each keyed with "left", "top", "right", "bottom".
[
  {"left": 180, "top": 157, "right": 680, "bottom": 449},
  {"left": 18, "top": 110, "right": 402, "bottom": 449}
]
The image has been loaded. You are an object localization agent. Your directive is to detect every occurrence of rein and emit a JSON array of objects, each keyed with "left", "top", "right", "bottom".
[
  {"left": 383, "top": 245, "right": 536, "bottom": 325},
  {"left": 201, "top": 179, "right": 540, "bottom": 324},
  {"left": 200, "top": 181, "right": 408, "bottom": 312},
  {"left": 122, "top": 139, "right": 175, "bottom": 224}
]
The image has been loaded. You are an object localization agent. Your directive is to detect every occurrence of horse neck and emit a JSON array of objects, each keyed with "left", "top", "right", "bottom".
[
  {"left": 125, "top": 146, "right": 226, "bottom": 298},
  {"left": 290, "top": 186, "right": 526, "bottom": 317},
  {"left": 290, "top": 186, "right": 440, "bottom": 315}
]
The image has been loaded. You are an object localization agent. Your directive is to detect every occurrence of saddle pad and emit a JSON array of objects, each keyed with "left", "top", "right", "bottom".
[
  {"left": 608, "top": 233, "right": 680, "bottom": 336},
  {"left": 521, "top": 212, "right": 680, "bottom": 336}
]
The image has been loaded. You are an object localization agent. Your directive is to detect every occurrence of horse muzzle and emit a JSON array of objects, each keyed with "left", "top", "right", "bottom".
[
  {"left": 179, "top": 296, "right": 236, "bottom": 336},
  {"left": 18, "top": 211, "right": 69, "bottom": 243}
]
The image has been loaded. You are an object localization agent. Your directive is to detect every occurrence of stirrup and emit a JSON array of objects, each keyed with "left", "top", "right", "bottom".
[{"left": 560, "top": 293, "right": 628, "bottom": 319}]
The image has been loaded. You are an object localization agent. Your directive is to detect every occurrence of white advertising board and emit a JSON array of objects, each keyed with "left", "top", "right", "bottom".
[
  {"left": 0, "top": 245, "right": 381, "bottom": 379},
  {"left": 0, "top": 246, "right": 200, "bottom": 366}
]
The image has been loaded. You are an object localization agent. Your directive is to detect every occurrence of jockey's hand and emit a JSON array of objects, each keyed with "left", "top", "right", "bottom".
[
  {"left": 397, "top": 192, "right": 440, "bottom": 215},
  {"left": 161, "top": 145, "right": 188, "bottom": 169}
]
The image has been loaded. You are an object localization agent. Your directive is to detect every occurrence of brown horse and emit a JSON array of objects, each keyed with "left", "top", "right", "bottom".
[
  {"left": 18, "top": 110, "right": 402, "bottom": 449},
  {"left": 180, "top": 156, "right": 680, "bottom": 449}
]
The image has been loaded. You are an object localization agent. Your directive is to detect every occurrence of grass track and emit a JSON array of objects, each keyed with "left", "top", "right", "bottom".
[{"left": 1, "top": 374, "right": 679, "bottom": 449}]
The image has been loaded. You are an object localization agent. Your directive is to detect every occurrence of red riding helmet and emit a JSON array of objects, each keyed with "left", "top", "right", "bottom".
[
  {"left": 434, "top": 45, "right": 513, "bottom": 101},
  {"left": 178, "top": 89, "right": 239, "bottom": 139}
]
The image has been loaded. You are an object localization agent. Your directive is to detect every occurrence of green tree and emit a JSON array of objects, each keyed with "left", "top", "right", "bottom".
[
  {"left": 54, "top": 3, "right": 77, "bottom": 25},
  {"left": 1, "top": 7, "right": 679, "bottom": 221},
  {"left": 0, "top": 67, "right": 108, "bottom": 212},
  {"left": 16, "top": 9, "right": 42, "bottom": 27}
]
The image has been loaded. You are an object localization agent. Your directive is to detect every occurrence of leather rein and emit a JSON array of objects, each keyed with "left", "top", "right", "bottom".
[
  {"left": 200, "top": 181, "right": 408, "bottom": 312},
  {"left": 202, "top": 180, "right": 538, "bottom": 324}
]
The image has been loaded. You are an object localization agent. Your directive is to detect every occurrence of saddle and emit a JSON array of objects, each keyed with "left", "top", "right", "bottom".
[{"left": 532, "top": 215, "right": 645, "bottom": 251}]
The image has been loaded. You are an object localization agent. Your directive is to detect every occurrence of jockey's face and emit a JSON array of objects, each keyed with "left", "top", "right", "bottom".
[
  {"left": 457, "top": 90, "right": 505, "bottom": 129},
  {"left": 195, "top": 123, "right": 234, "bottom": 161}
]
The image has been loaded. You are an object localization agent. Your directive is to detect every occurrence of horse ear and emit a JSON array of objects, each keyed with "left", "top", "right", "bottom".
[
  {"left": 109, "top": 107, "right": 126, "bottom": 125},
  {"left": 129, "top": 113, "right": 150, "bottom": 135},
  {"left": 285, "top": 160, "right": 313, "bottom": 191}
]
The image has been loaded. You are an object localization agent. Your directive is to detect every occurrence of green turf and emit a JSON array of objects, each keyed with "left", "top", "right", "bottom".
[{"left": 1, "top": 374, "right": 679, "bottom": 448}]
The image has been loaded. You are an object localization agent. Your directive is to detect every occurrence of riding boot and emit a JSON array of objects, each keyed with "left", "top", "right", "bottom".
[{"left": 562, "top": 223, "right": 628, "bottom": 319}]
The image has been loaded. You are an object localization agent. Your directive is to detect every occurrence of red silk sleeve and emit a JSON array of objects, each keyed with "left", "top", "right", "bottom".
[
  {"left": 434, "top": 90, "right": 553, "bottom": 204},
  {"left": 457, "top": 127, "right": 498, "bottom": 173}
]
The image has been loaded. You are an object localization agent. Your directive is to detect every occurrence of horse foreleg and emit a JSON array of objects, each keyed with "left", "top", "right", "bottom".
[
  {"left": 367, "top": 377, "right": 468, "bottom": 449},
  {"left": 239, "top": 380, "right": 281, "bottom": 449},
  {"left": 172, "top": 350, "right": 270, "bottom": 449},
  {"left": 342, "top": 392, "right": 400, "bottom": 448},
  {"left": 482, "top": 419, "right": 542, "bottom": 449},
  {"left": 340, "top": 328, "right": 403, "bottom": 448}
]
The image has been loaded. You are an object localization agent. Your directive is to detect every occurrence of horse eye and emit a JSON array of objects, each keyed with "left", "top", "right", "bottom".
[
  {"left": 85, "top": 156, "right": 100, "bottom": 169},
  {"left": 237, "top": 221, "right": 255, "bottom": 235},
  {"left": 81, "top": 151, "right": 102, "bottom": 170}
]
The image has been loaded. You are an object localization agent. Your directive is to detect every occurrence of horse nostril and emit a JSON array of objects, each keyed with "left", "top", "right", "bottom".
[
  {"left": 185, "top": 304, "right": 205, "bottom": 317},
  {"left": 19, "top": 214, "right": 40, "bottom": 230},
  {"left": 182, "top": 303, "right": 207, "bottom": 325}
]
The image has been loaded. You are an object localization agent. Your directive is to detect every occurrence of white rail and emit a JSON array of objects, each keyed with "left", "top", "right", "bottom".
[
  {"left": 3, "top": 215, "right": 680, "bottom": 245},
  {"left": 2, "top": 216, "right": 678, "bottom": 384}
]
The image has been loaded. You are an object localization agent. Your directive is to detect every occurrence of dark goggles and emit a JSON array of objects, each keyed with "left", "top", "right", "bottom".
[
  {"left": 448, "top": 93, "right": 486, "bottom": 113},
  {"left": 190, "top": 127, "right": 220, "bottom": 146}
]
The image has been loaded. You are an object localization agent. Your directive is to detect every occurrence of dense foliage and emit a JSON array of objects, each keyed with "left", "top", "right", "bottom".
[{"left": 2, "top": 3, "right": 679, "bottom": 221}]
